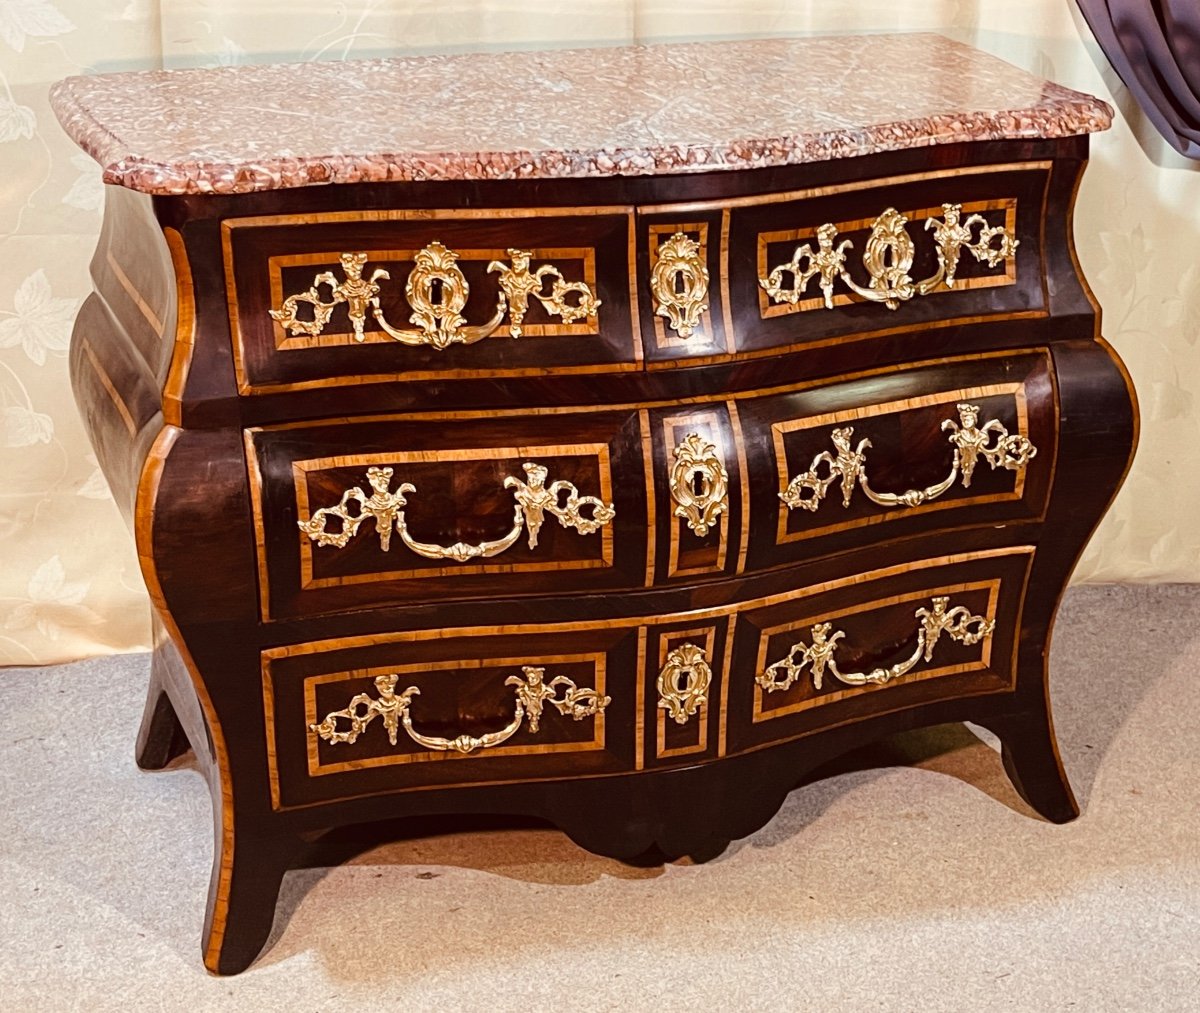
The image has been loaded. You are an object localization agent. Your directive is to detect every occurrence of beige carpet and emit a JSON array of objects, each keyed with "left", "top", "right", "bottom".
[{"left": 1, "top": 585, "right": 1197, "bottom": 1011}]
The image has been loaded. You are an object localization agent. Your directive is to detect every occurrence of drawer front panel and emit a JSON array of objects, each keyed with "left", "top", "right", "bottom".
[
  {"left": 263, "top": 624, "right": 640, "bottom": 810},
  {"left": 725, "top": 548, "right": 1032, "bottom": 754},
  {"left": 640, "top": 615, "right": 733, "bottom": 770},
  {"left": 738, "top": 350, "right": 1056, "bottom": 570},
  {"left": 223, "top": 208, "right": 638, "bottom": 392},
  {"left": 709, "top": 164, "right": 1047, "bottom": 365},
  {"left": 262, "top": 545, "right": 1033, "bottom": 808},
  {"left": 247, "top": 410, "right": 647, "bottom": 621},
  {"left": 641, "top": 403, "right": 746, "bottom": 583},
  {"left": 636, "top": 210, "right": 730, "bottom": 362}
]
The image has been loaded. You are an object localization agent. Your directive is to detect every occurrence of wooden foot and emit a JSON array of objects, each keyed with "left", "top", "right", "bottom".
[
  {"left": 983, "top": 707, "right": 1079, "bottom": 824},
  {"left": 203, "top": 825, "right": 297, "bottom": 975},
  {"left": 683, "top": 836, "right": 731, "bottom": 864},
  {"left": 135, "top": 663, "right": 189, "bottom": 771}
]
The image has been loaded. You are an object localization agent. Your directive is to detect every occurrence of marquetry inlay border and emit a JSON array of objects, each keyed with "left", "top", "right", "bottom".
[
  {"left": 267, "top": 246, "right": 601, "bottom": 349},
  {"left": 750, "top": 578, "right": 1003, "bottom": 724},
  {"left": 289, "top": 443, "right": 616, "bottom": 590},
  {"left": 661, "top": 409, "right": 729, "bottom": 579},
  {"left": 106, "top": 248, "right": 166, "bottom": 339},
  {"left": 771, "top": 378, "right": 1036, "bottom": 546},
  {"left": 648, "top": 222, "right": 725, "bottom": 351},
  {"left": 243, "top": 349, "right": 1050, "bottom": 620},
  {"left": 220, "top": 205, "right": 642, "bottom": 394},
  {"left": 209, "top": 165, "right": 1056, "bottom": 393},
  {"left": 243, "top": 433, "right": 621, "bottom": 621},
  {"left": 655, "top": 625, "right": 716, "bottom": 761},
  {"left": 726, "top": 400, "right": 751, "bottom": 576},
  {"left": 298, "top": 652, "right": 609, "bottom": 779},
  {"left": 80, "top": 337, "right": 137, "bottom": 437}
]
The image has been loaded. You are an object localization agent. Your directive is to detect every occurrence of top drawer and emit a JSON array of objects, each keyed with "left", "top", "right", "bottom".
[
  {"left": 222, "top": 208, "right": 639, "bottom": 393},
  {"left": 639, "top": 163, "right": 1047, "bottom": 367},
  {"left": 220, "top": 163, "right": 1049, "bottom": 396}
]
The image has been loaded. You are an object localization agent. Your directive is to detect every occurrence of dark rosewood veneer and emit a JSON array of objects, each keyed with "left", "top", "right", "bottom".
[{"left": 61, "top": 62, "right": 1133, "bottom": 973}]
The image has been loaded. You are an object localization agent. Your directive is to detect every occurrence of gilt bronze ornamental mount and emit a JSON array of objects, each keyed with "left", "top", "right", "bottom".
[
  {"left": 758, "top": 596, "right": 995, "bottom": 693},
  {"left": 299, "top": 461, "right": 615, "bottom": 563},
  {"left": 270, "top": 243, "right": 600, "bottom": 348},
  {"left": 657, "top": 643, "right": 713, "bottom": 725},
  {"left": 651, "top": 232, "right": 710, "bottom": 339},
  {"left": 780, "top": 402, "right": 1037, "bottom": 515},
  {"left": 669, "top": 432, "right": 729, "bottom": 537},
  {"left": 311, "top": 666, "right": 610, "bottom": 755},
  {"left": 760, "top": 202, "right": 1019, "bottom": 312}
]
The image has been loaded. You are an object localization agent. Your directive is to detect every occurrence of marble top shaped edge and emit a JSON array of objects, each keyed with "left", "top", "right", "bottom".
[{"left": 49, "top": 34, "right": 1113, "bottom": 197}]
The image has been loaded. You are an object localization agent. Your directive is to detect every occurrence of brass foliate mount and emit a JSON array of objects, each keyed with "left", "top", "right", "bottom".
[
  {"left": 780, "top": 403, "right": 1036, "bottom": 515},
  {"left": 657, "top": 643, "right": 712, "bottom": 725},
  {"left": 669, "top": 432, "right": 729, "bottom": 537},
  {"left": 759, "top": 203, "right": 1019, "bottom": 312},
  {"left": 270, "top": 243, "right": 600, "bottom": 348},
  {"left": 651, "top": 232, "right": 710, "bottom": 338},
  {"left": 757, "top": 596, "right": 994, "bottom": 693},
  {"left": 299, "top": 461, "right": 615, "bottom": 563},
  {"left": 310, "top": 666, "right": 609, "bottom": 755}
]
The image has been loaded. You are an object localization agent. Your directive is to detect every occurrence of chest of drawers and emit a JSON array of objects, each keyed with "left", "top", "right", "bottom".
[{"left": 52, "top": 34, "right": 1135, "bottom": 973}]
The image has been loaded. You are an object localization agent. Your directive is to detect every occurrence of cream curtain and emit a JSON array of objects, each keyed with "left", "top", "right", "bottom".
[{"left": 1, "top": 1, "right": 1197, "bottom": 665}]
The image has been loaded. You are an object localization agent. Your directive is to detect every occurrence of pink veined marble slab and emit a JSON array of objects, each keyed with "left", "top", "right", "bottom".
[{"left": 50, "top": 33, "right": 1113, "bottom": 197}]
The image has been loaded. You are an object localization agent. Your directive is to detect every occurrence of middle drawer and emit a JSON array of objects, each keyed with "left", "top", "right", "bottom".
[
  {"left": 247, "top": 408, "right": 648, "bottom": 621},
  {"left": 246, "top": 350, "right": 1055, "bottom": 622}
]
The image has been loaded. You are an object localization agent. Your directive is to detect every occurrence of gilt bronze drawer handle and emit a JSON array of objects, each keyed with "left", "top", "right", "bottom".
[
  {"left": 760, "top": 203, "right": 1018, "bottom": 312},
  {"left": 780, "top": 402, "right": 1036, "bottom": 514},
  {"left": 758, "top": 596, "right": 994, "bottom": 693},
  {"left": 657, "top": 643, "right": 712, "bottom": 725},
  {"left": 669, "top": 432, "right": 729, "bottom": 537},
  {"left": 651, "top": 232, "right": 710, "bottom": 338},
  {"left": 270, "top": 243, "right": 600, "bottom": 348},
  {"left": 310, "top": 666, "right": 610, "bottom": 755},
  {"left": 490, "top": 248, "right": 600, "bottom": 338},
  {"left": 299, "top": 461, "right": 615, "bottom": 562}
]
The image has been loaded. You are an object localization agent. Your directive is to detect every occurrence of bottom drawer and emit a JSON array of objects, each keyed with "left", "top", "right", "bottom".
[
  {"left": 263, "top": 624, "right": 640, "bottom": 810},
  {"left": 725, "top": 546, "right": 1031, "bottom": 755},
  {"left": 261, "top": 545, "right": 1032, "bottom": 810}
]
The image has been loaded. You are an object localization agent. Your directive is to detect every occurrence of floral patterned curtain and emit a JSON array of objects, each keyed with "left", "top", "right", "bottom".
[{"left": 2, "top": 0, "right": 1200, "bottom": 666}]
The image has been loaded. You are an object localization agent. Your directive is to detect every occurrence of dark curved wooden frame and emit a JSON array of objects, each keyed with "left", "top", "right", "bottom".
[{"left": 72, "top": 135, "right": 1137, "bottom": 974}]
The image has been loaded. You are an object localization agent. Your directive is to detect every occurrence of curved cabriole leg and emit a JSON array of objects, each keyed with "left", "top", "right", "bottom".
[
  {"left": 134, "top": 657, "right": 189, "bottom": 771},
  {"left": 982, "top": 705, "right": 1079, "bottom": 824},
  {"left": 974, "top": 338, "right": 1135, "bottom": 825},
  {"left": 202, "top": 816, "right": 298, "bottom": 975}
]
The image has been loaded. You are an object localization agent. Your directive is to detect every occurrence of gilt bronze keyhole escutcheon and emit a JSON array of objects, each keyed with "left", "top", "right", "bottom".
[
  {"left": 650, "top": 232, "right": 710, "bottom": 338},
  {"left": 669, "top": 432, "right": 729, "bottom": 537},
  {"left": 657, "top": 643, "right": 713, "bottom": 725}
]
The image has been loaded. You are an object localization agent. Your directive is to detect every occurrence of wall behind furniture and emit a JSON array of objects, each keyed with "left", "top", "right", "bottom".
[{"left": 1, "top": 0, "right": 1196, "bottom": 665}]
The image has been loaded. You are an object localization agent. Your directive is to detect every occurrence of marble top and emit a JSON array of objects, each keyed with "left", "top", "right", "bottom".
[{"left": 50, "top": 34, "right": 1112, "bottom": 197}]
